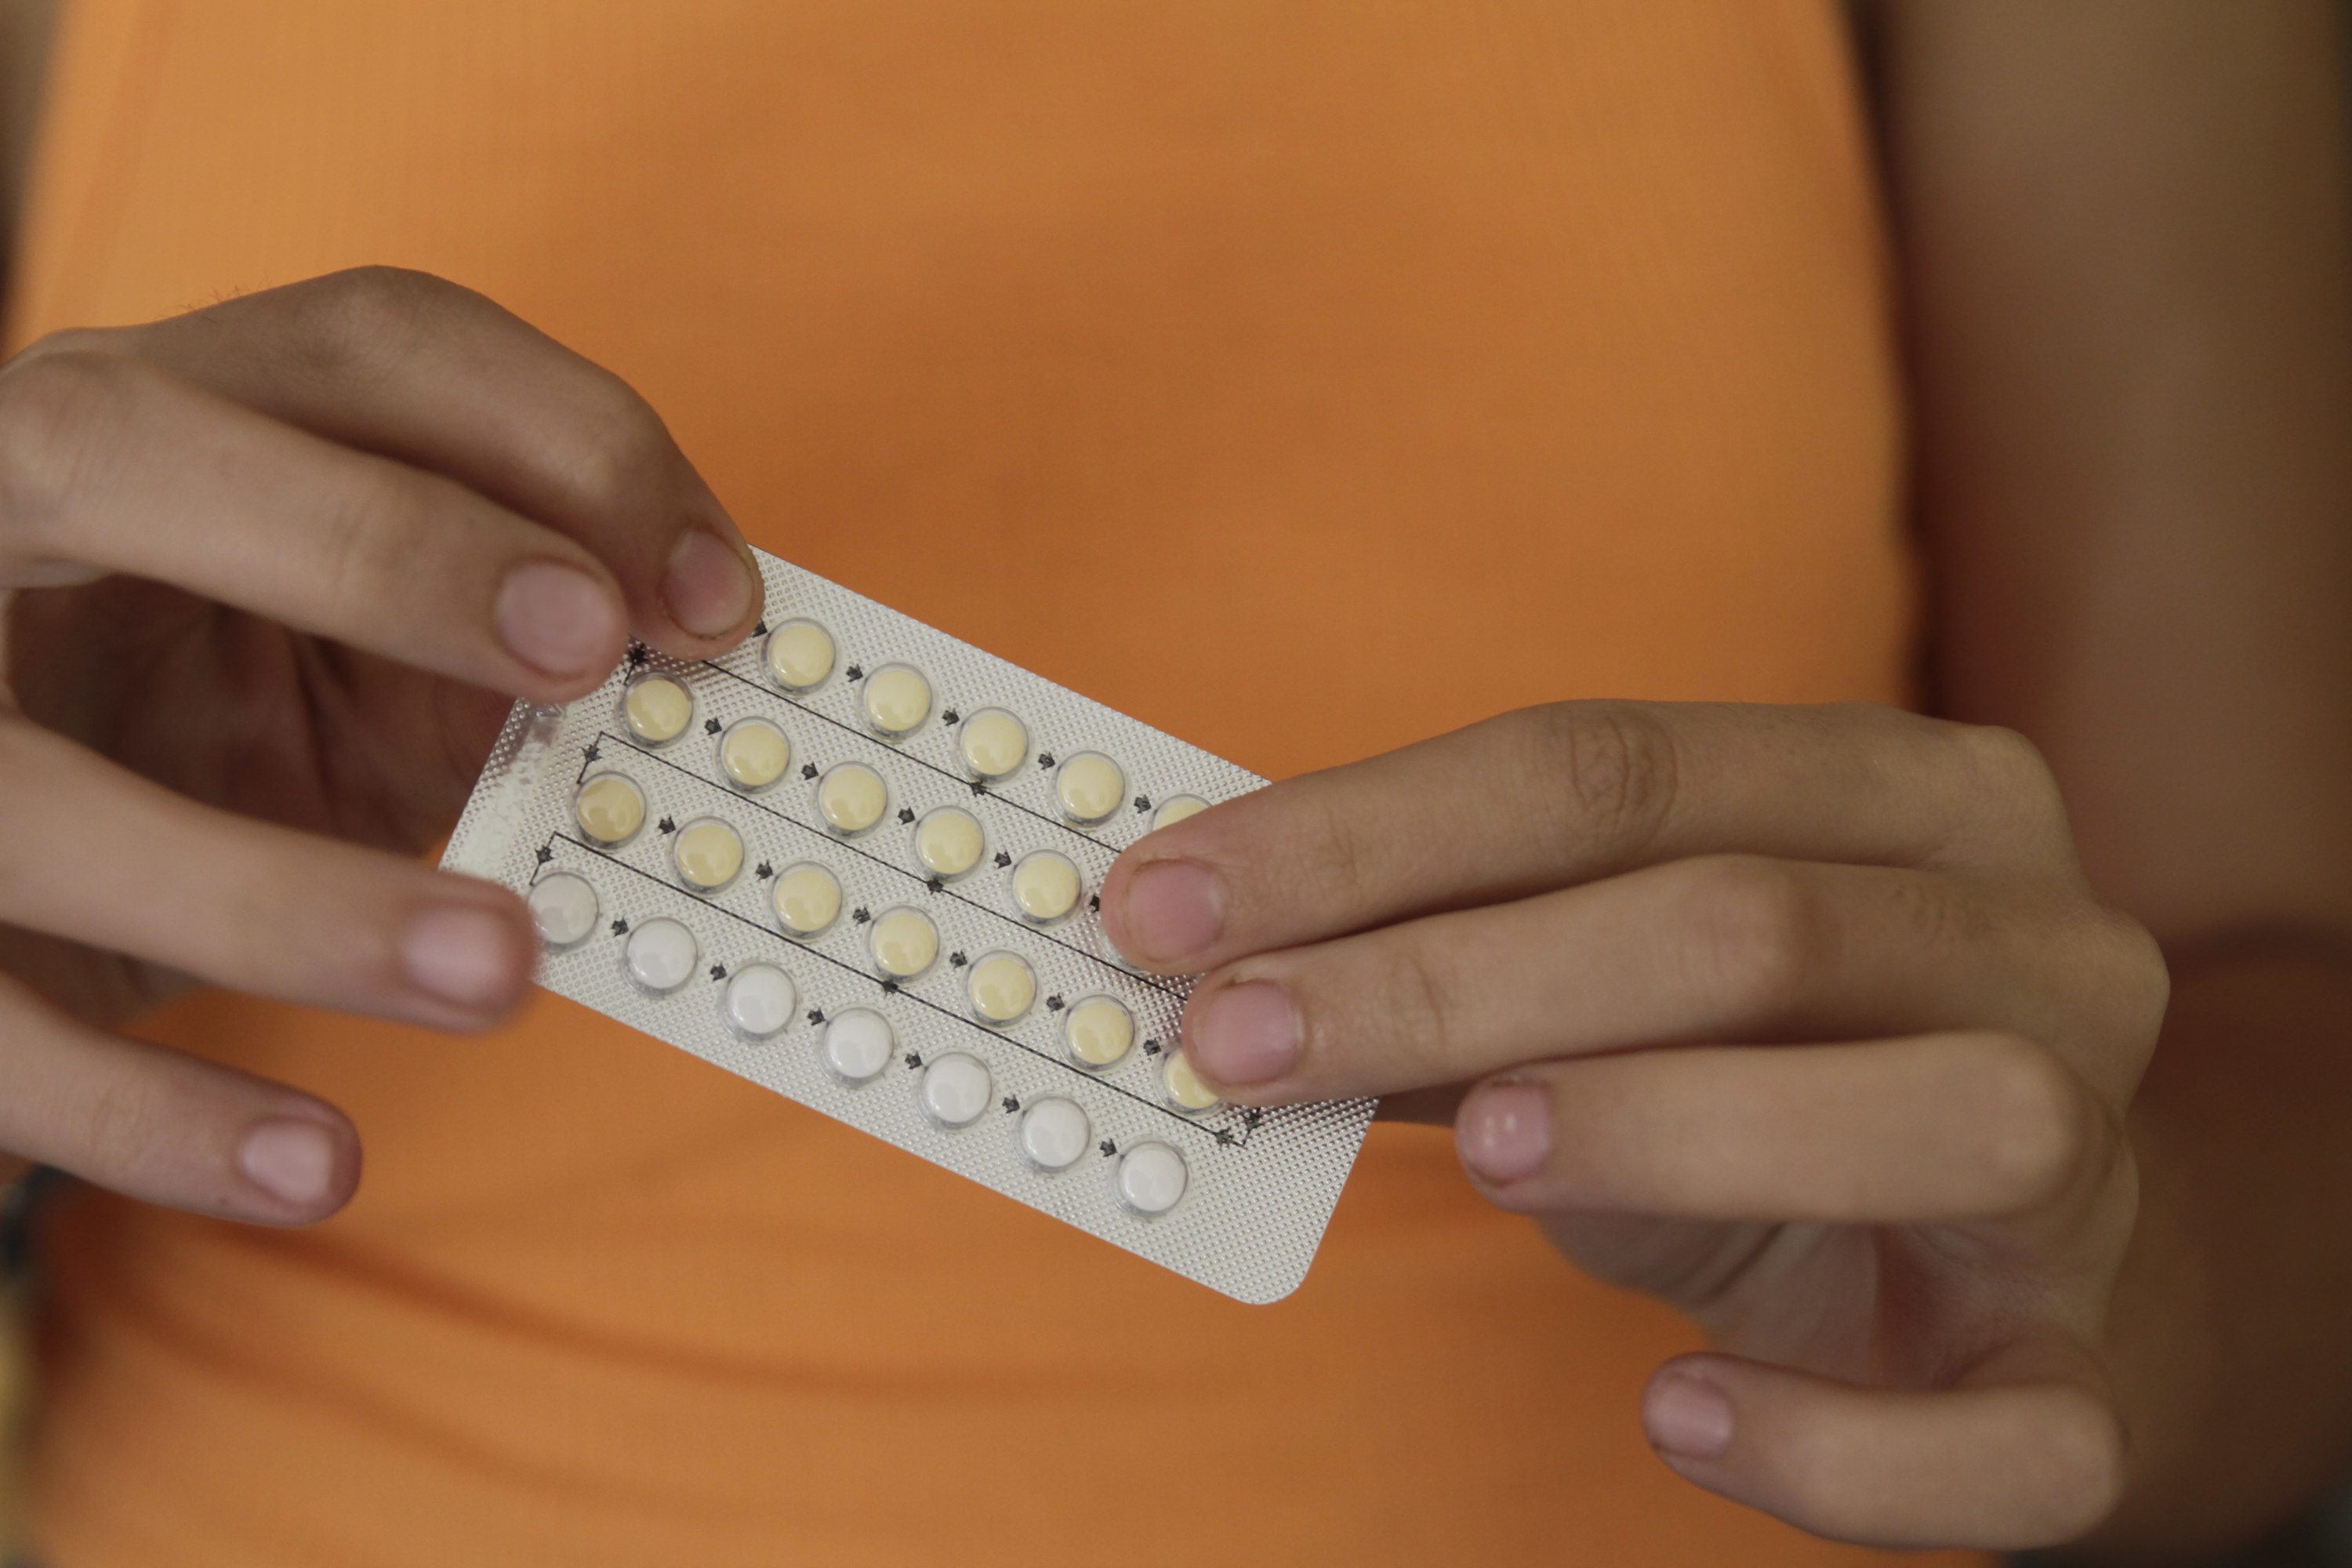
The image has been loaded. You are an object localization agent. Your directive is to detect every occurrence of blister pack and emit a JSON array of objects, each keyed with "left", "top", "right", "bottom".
[{"left": 442, "top": 548, "right": 1375, "bottom": 1303}]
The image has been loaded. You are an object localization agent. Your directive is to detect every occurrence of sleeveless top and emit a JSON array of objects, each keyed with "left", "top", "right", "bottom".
[{"left": 9, "top": 3, "right": 1968, "bottom": 1563}]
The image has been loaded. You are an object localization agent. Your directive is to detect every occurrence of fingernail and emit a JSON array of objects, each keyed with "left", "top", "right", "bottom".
[
  {"left": 662, "top": 528, "right": 757, "bottom": 638},
  {"left": 238, "top": 1118, "right": 339, "bottom": 1208},
  {"left": 401, "top": 906, "right": 525, "bottom": 1011},
  {"left": 495, "top": 561, "right": 622, "bottom": 677},
  {"left": 1189, "top": 981, "right": 1300, "bottom": 1084},
  {"left": 1458, "top": 1080, "right": 1552, "bottom": 1184},
  {"left": 1644, "top": 1372, "right": 1734, "bottom": 1461},
  {"left": 1117, "top": 860, "right": 1224, "bottom": 964}
]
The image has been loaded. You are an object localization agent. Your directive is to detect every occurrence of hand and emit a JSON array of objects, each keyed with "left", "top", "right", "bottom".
[
  {"left": 1100, "top": 701, "right": 2167, "bottom": 1550},
  {"left": 0, "top": 267, "right": 759, "bottom": 1224}
]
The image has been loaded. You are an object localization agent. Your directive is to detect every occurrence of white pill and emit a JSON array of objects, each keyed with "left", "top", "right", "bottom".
[
  {"left": 1055, "top": 751, "right": 1125, "bottom": 826},
  {"left": 1152, "top": 794, "right": 1210, "bottom": 831},
  {"left": 920, "top": 1051, "right": 993, "bottom": 1127},
  {"left": 719, "top": 719, "right": 791, "bottom": 790},
  {"left": 527, "top": 872, "right": 599, "bottom": 949},
  {"left": 914, "top": 808, "right": 985, "bottom": 880},
  {"left": 967, "top": 952, "right": 1036, "bottom": 1025},
  {"left": 722, "top": 964, "right": 796, "bottom": 1040},
  {"left": 1161, "top": 1048, "right": 1222, "bottom": 1112},
  {"left": 861, "top": 664, "right": 931, "bottom": 738},
  {"left": 624, "top": 917, "right": 698, "bottom": 994},
  {"left": 818, "top": 762, "right": 888, "bottom": 835},
  {"left": 822, "top": 1008, "right": 895, "bottom": 1082},
  {"left": 869, "top": 908, "right": 939, "bottom": 979},
  {"left": 957, "top": 708, "right": 1029, "bottom": 779},
  {"left": 623, "top": 676, "right": 693, "bottom": 745},
  {"left": 1011, "top": 850, "right": 1083, "bottom": 924},
  {"left": 765, "top": 619, "right": 835, "bottom": 691},
  {"left": 1018, "top": 1098, "right": 1091, "bottom": 1172},
  {"left": 772, "top": 862, "right": 843, "bottom": 937},
  {"left": 1117, "top": 1141, "right": 1188, "bottom": 1216}
]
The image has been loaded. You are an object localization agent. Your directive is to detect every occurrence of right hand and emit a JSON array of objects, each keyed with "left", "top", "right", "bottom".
[{"left": 0, "top": 266, "right": 761, "bottom": 1224}]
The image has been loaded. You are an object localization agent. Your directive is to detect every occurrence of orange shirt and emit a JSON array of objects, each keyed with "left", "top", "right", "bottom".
[{"left": 10, "top": 3, "right": 1971, "bottom": 1563}]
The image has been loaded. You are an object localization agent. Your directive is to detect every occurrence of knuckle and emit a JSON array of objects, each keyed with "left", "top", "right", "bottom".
[
  {"left": 1380, "top": 934, "right": 1463, "bottom": 1079},
  {"left": 1949, "top": 722, "right": 2071, "bottom": 841},
  {"left": 1521, "top": 700, "right": 1678, "bottom": 857},
  {"left": 0, "top": 349, "right": 139, "bottom": 537},
  {"left": 1968, "top": 1034, "right": 2095, "bottom": 1209},
  {"left": 282, "top": 266, "right": 459, "bottom": 380},
  {"left": 2016, "top": 1395, "right": 2129, "bottom": 1544},
  {"left": 1675, "top": 855, "right": 1818, "bottom": 1021},
  {"left": 314, "top": 460, "right": 433, "bottom": 616},
  {"left": 552, "top": 373, "right": 677, "bottom": 517}
]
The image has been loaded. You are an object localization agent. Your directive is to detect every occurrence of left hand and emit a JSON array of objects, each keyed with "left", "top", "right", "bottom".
[{"left": 1100, "top": 700, "right": 2168, "bottom": 1551}]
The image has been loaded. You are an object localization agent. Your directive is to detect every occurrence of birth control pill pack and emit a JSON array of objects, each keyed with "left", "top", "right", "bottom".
[{"left": 443, "top": 548, "right": 1374, "bottom": 1303}]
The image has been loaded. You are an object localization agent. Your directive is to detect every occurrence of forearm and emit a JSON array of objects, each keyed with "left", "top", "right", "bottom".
[{"left": 2080, "top": 940, "right": 2352, "bottom": 1555}]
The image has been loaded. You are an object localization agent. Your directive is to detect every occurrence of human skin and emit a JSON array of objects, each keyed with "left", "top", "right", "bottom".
[
  {"left": 1099, "top": 0, "right": 2352, "bottom": 1554},
  {"left": 0, "top": 1, "right": 2340, "bottom": 1555}
]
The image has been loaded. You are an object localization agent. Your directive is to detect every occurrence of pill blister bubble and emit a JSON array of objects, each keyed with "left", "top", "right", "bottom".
[
  {"left": 527, "top": 872, "right": 599, "bottom": 949},
  {"left": 1062, "top": 996, "right": 1135, "bottom": 1068},
  {"left": 967, "top": 951, "right": 1036, "bottom": 1025},
  {"left": 623, "top": 674, "right": 693, "bottom": 746},
  {"left": 920, "top": 1051, "right": 993, "bottom": 1127},
  {"left": 772, "top": 862, "right": 844, "bottom": 938},
  {"left": 574, "top": 773, "right": 648, "bottom": 846},
  {"left": 1010, "top": 850, "right": 1083, "bottom": 924},
  {"left": 1117, "top": 1142, "right": 1188, "bottom": 1216},
  {"left": 869, "top": 906, "right": 939, "bottom": 980},
  {"left": 723, "top": 964, "right": 797, "bottom": 1041},
  {"left": 1055, "top": 750, "right": 1125, "bottom": 826},
  {"left": 861, "top": 663, "right": 932, "bottom": 739},
  {"left": 624, "top": 916, "right": 698, "bottom": 995},
  {"left": 1152, "top": 794, "right": 1210, "bottom": 831},
  {"left": 672, "top": 817, "right": 746, "bottom": 894},
  {"left": 822, "top": 1008, "right": 895, "bottom": 1083},
  {"left": 957, "top": 708, "right": 1029, "bottom": 780},
  {"left": 1161, "top": 1048, "right": 1222, "bottom": 1112},
  {"left": 718, "top": 717, "right": 791, "bottom": 791},
  {"left": 765, "top": 619, "right": 835, "bottom": 692},
  {"left": 913, "top": 807, "right": 985, "bottom": 880},
  {"left": 817, "top": 762, "right": 888, "bottom": 836},
  {"left": 1018, "top": 1097, "right": 1091, "bottom": 1172}
]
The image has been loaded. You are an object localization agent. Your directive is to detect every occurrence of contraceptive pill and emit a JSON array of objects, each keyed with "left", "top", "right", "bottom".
[
  {"left": 445, "top": 548, "right": 1374, "bottom": 1304},
  {"left": 624, "top": 675, "right": 692, "bottom": 744}
]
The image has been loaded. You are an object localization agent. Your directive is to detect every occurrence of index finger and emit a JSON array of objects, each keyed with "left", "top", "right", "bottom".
[
  {"left": 1099, "top": 700, "right": 2078, "bottom": 974},
  {"left": 39, "top": 267, "right": 761, "bottom": 656}
]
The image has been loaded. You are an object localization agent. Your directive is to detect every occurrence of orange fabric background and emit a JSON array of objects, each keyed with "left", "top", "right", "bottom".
[{"left": 8, "top": 2, "right": 1973, "bottom": 1563}]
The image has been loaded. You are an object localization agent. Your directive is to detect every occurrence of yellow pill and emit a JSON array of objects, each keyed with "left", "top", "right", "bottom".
[
  {"left": 1152, "top": 795, "right": 1209, "bottom": 831},
  {"left": 862, "top": 665, "right": 932, "bottom": 737},
  {"left": 1011, "top": 851, "right": 1082, "bottom": 923},
  {"left": 1162, "top": 1049, "right": 1222, "bottom": 1112},
  {"left": 818, "top": 763, "right": 887, "bottom": 834},
  {"left": 1065, "top": 998, "right": 1135, "bottom": 1067},
  {"left": 967, "top": 952, "right": 1036, "bottom": 1024},
  {"left": 766, "top": 620, "right": 835, "bottom": 691},
  {"left": 1055, "top": 751, "right": 1124, "bottom": 826},
  {"left": 624, "top": 677, "right": 692, "bottom": 744},
  {"left": 574, "top": 775, "right": 646, "bottom": 844},
  {"left": 869, "top": 908, "right": 938, "bottom": 979},
  {"left": 719, "top": 719, "right": 790, "bottom": 790},
  {"left": 673, "top": 818, "right": 744, "bottom": 891},
  {"left": 915, "top": 808, "right": 985, "bottom": 879},
  {"left": 773, "top": 862, "right": 842, "bottom": 936},
  {"left": 958, "top": 709, "right": 1029, "bottom": 779}
]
